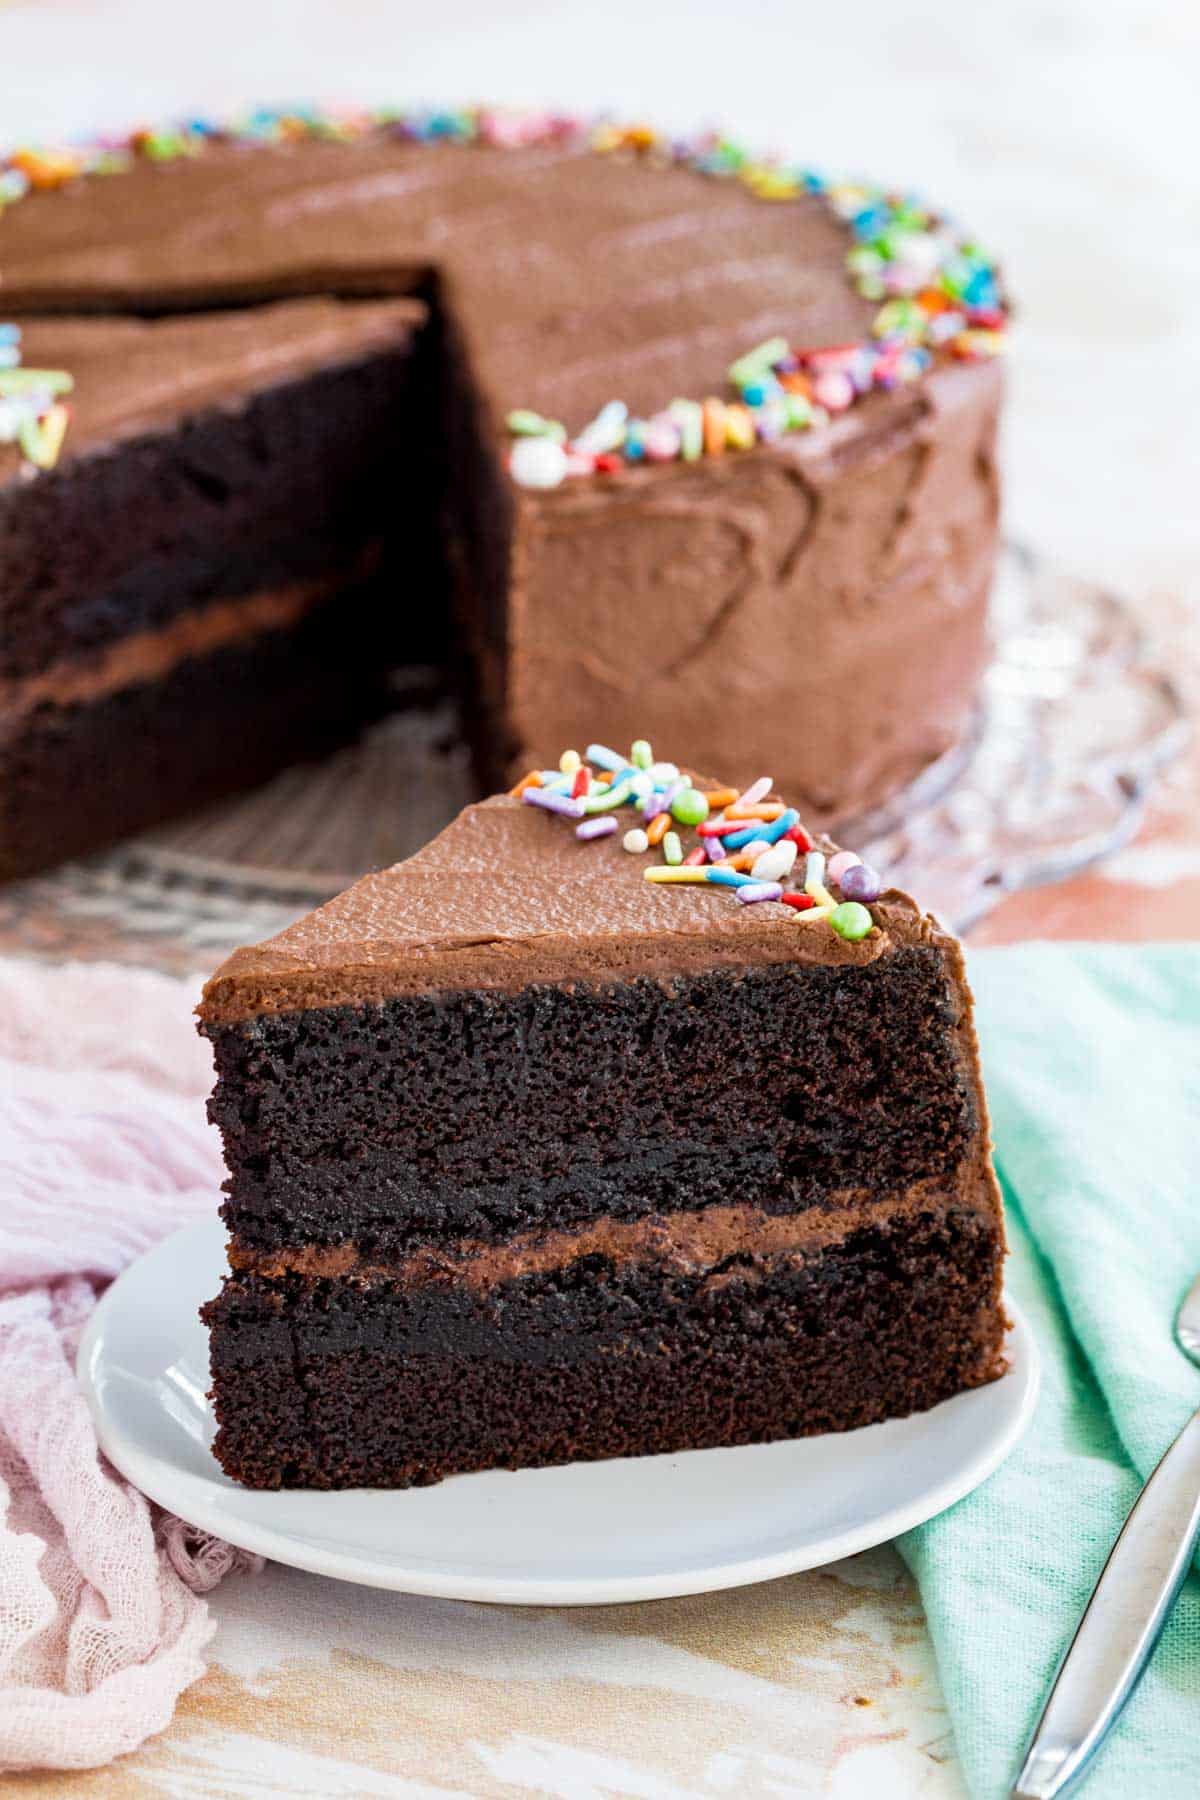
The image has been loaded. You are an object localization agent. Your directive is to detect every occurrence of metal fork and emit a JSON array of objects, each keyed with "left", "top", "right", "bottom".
[{"left": 1012, "top": 1272, "right": 1200, "bottom": 1797}]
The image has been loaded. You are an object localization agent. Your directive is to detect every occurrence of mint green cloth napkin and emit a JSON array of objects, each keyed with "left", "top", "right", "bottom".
[{"left": 899, "top": 944, "right": 1200, "bottom": 1798}]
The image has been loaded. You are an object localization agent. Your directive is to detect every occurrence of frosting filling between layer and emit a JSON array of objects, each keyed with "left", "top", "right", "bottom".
[
  {"left": 226, "top": 1181, "right": 994, "bottom": 1295},
  {"left": 0, "top": 547, "right": 381, "bottom": 720}
]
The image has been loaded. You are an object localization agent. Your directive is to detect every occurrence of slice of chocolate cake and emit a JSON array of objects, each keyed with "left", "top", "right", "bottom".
[{"left": 198, "top": 742, "right": 1007, "bottom": 1490}]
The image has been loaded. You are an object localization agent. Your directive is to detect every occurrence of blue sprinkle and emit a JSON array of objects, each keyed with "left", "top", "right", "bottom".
[
  {"left": 963, "top": 269, "right": 999, "bottom": 309},
  {"left": 852, "top": 204, "right": 888, "bottom": 239},
  {"left": 739, "top": 376, "right": 781, "bottom": 407},
  {"left": 721, "top": 806, "right": 800, "bottom": 853},
  {"left": 585, "top": 743, "right": 626, "bottom": 772},
  {"left": 706, "top": 867, "right": 755, "bottom": 888},
  {"left": 758, "top": 806, "right": 800, "bottom": 846}
]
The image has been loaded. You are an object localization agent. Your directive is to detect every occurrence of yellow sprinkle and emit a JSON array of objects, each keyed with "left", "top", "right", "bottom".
[
  {"left": 804, "top": 852, "right": 838, "bottom": 909},
  {"left": 725, "top": 405, "right": 756, "bottom": 451},
  {"left": 644, "top": 867, "right": 710, "bottom": 884},
  {"left": 559, "top": 748, "right": 582, "bottom": 776},
  {"left": 35, "top": 402, "right": 70, "bottom": 470},
  {"left": 793, "top": 904, "right": 835, "bottom": 925}
]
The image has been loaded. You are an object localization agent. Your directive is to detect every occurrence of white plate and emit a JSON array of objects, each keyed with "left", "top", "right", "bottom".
[{"left": 78, "top": 1219, "right": 1039, "bottom": 1606}]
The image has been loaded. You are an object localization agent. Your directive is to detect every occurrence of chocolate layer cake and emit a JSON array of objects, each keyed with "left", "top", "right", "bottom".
[
  {"left": 0, "top": 296, "right": 438, "bottom": 877},
  {"left": 0, "top": 109, "right": 1005, "bottom": 876},
  {"left": 199, "top": 745, "right": 1007, "bottom": 1490}
]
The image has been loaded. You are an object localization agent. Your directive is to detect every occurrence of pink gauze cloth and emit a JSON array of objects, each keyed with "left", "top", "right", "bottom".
[{"left": 0, "top": 954, "right": 261, "bottom": 1773}]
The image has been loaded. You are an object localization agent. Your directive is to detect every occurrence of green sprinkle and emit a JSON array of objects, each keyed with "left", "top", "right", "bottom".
[
  {"left": 581, "top": 776, "right": 634, "bottom": 814},
  {"left": 506, "top": 409, "right": 566, "bottom": 443},
  {"left": 630, "top": 738, "right": 653, "bottom": 769},
  {"left": 671, "top": 786, "right": 709, "bottom": 827},
  {"left": 830, "top": 901, "right": 873, "bottom": 942},
  {"left": 728, "top": 336, "right": 789, "bottom": 389},
  {"left": 17, "top": 414, "right": 46, "bottom": 466},
  {"left": 783, "top": 393, "right": 814, "bottom": 431},
  {"left": 662, "top": 831, "right": 683, "bottom": 866},
  {"left": 0, "top": 368, "right": 73, "bottom": 397},
  {"left": 669, "top": 398, "right": 703, "bottom": 461}
]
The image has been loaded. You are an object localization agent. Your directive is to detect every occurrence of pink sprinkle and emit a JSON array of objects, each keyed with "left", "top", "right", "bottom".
[
  {"left": 644, "top": 418, "right": 681, "bottom": 461},
  {"left": 683, "top": 846, "right": 707, "bottom": 867},
  {"left": 734, "top": 776, "right": 772, "bottom": 809},
  {"left": 813, "top": 370, "right": 855, "bottom": 412},
  {"left": 827, "top": 849, "right": 862, "bottom": 884}
]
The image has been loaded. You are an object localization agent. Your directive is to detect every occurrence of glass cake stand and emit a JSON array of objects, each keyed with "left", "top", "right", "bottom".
[{"left": 0, "top": 544, "right": 1188, "bottom": 975}]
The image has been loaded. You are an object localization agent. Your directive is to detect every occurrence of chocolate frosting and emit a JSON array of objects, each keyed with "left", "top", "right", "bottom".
[
  {"left": 0, "top": 134, "right": 1002, "bottom": 825},
  {"left": 228, "top": 1181, "right": 992, "bottom": 1293},
  {"left": 199, "top": 789, "right": 952, "bottom": 1022},
  {"left": 0, "top": 139, "right": 873, "bottom": 423}
]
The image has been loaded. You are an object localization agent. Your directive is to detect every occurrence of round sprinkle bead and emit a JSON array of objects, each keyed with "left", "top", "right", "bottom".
[
  {"left": 671, "top": 786, "right": 709, "bottom": 827},
  {"left": 510, "top": 436, "right": 569, "bottom": 489},
  {"left": 662, "top": 831, "right": 684, "bottom": 866},
  {"left": 830, "top": 901, "right": 874, "bottom": 942},
  {"left": 839, "top": 861, "right": 882, "bottom": 903},
  {"left": 623, "top": 827, "right": 649, "bottom": 854},
  {"left": 827, "top": 849, "right": 862, "bottom": 885}
]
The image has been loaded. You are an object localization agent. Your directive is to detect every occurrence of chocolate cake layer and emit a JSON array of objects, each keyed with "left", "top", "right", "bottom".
[
  {"left": 1, "top": 576, "right": 393, "bottom": 877},
  {"left": 199, "top": 793, "right": 994, "bottom": 1255},
  {"left": 0, "top": 298, "right": 443, "bottom": 877},
  {"left": 1, "top": 299, "right": 430, "bottom": 675},
  {"left": 0, "top": 131, "right": 1002, "bottom": 836},
  {"left": 206, "top": 952, "right": 982, "bottom": 1258},
  {"left": 203, "top": 1205, "right": 1005, "bottom": 1489}
]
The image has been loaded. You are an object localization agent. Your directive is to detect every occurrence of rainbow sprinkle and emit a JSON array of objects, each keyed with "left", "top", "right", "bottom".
[
  {"left": 516, "top": 743, "right": 886, "bottom": 942},
  {"left": 0, "top": 105, "right": 1006, "bottom": 489},
  {"left": 0, "top": 325, "right": 72, "bottom": 470}
]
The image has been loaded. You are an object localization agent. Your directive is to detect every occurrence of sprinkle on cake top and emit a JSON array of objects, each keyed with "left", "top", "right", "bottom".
[
  {"left": 0, "top": 104, "right": 1007, "bottom": 476},
  {"left": 514, "top": 741, "right": 883, "bottom": 942},
  {"left": 0, "top": 324, "right": 71, "bottom": 470}
]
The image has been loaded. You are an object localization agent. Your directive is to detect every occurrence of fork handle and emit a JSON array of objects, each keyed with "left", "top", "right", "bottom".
[{"left": 1012, "top": 1403, "right": 1200, "bottom": 1799}]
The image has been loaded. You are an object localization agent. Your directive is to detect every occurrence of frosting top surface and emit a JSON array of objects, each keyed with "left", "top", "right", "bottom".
[
  {"left": 199, "top": 791, "right": 948, "bottom": 1022},
  {"left": 0, "top": 137, "right": 877, "bottom": 431}
]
